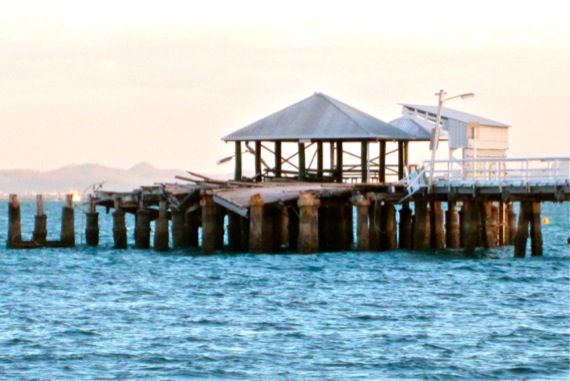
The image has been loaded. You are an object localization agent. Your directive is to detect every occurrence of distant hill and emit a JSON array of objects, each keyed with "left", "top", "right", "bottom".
[{"left": 0, "top": 162, "right": 230, "bottom": 196}]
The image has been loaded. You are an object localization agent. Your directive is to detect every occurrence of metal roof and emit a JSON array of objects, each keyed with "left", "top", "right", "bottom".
[
  {"left": 223, "top": 93, "right": 414, "bottom": 142},
  {"left": 389, "top": 114, "right": 448, "bottom": 141},
  {"left": 401, "top": 104, "right": 510, "bottom": 128}
]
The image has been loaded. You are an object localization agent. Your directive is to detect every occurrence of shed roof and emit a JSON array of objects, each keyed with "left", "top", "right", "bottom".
[
  {"left": 223, "top": 93, "right": 414, "bottom": 142},
  {"left": 401, "top": 104, "right": 509, "bottom": 128},
  {"left": 389, "top": 114, "right": 448, "bottom": 141}
]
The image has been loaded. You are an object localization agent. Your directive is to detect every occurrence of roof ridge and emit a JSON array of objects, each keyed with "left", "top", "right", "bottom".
[{"left": 317, "top": 93, "right": 375, "bottom": 138}]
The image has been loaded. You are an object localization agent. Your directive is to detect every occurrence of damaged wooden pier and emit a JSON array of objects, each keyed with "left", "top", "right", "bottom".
[{"left": 7, "top": 158, "right": 568, "bottom": 258}]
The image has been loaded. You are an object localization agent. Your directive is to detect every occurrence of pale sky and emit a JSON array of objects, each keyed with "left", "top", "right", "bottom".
[{"left": 1, "top": 0, "right": 568, "bottom": 174}]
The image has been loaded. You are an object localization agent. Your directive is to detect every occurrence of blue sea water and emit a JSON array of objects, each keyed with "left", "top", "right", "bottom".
[{"left": 0, "top": 201, "right": 568, "bottom": 380}]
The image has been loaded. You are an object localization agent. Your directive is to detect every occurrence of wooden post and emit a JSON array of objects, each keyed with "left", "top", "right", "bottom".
[
  {"left": 361, "top": 141, "right": 368, "bottom": 183},
  {"left": 154, "top": 200, "right": 169, "bottom": 251},
  {"left": 514, "top": 201, "right": 531, "bottom": 258},
  {"left": 336, "top": 141, "right": 343, "bottom": 182},
  {"left": 298, "top": 192, "right": 320, "bottom": 254},
  {"left": 255, "top": 140, "right": 262, "bottom": 182},
  {"left": 354, "top": 194, "right": 370, "bottom": 251},
  {"left": 412, "top": 201, "right": 429, "bottom": 250},
  {"left": 489, "top": 203, "right": 500, "bottom": 248},
  {"left": 379, "top": 141, "right": 386, "bottom": 183},
  {"left": 234, "top": 141, "right": 242, "bottom": 181},
  {"left": 240, "top": 215, "right": 250, "bottom": 252},
  {"left": 61, "top": 194, "right": 75, "bottom": 247},
  {"left": 369, "top": 200, "right": 382, "bottom": 251},
  {"left": 445, "top": 201, "right": 460, "bottom": 249},
  {"left": 171, "top": 209, "right": 187, "bottom": 248},
  {"left": 399, "top": 203, "right": 413, "bottom": 249},
  {"left": 135, "top": 201, "right": 151, "bottom": 249},
  {"left": 298, "top": 142, "right": 306, "bottom": 181},
  {"left": 462, "top": 201, "right": 478, "bottom": 255},
  {"left": 274, "top": 141, "right": 282, "bottom": 178},
  {"left": 185, "top": 209, "right": 199, "bottom": 248},
  {"left": 288, "top": 205, "right": 299, "bottom": 252},
  {"left": 33, "top": 194, "right": 48, "bottom": 245},
  {"left": 316, "top": 141, "right": 324, "bottom": 181},
  {"left": 249, "top": 194, "right": 265, "bottom": 254},
  {"left": 398, "top": 141, "right": 405, "bottom": 180},
  {"left": 7, "top": 194, "right": 22, "bottom": 248},
  {"left": 201, "top": 193, "right": 219, "bottom": 254},
  {"left": 431, "top": 201, "right": 445, "bottom": 249},
  {"left": 84, "top": 195, "right": 99, "bottom": 247},
  {"left": 530, "top": 202, "right": 543, "bottom": 257},
  {"left": 339, "top": 204, "right": 353, "bottom": 251},
  {"left": 228, "top": 211, "right": 242, "bottom": 252},
  {"left": 112, "top": 197, "right": 127, "bottom": 249},
  {"left": 383, "top": 203, "right": 397, "bottom": 251},
  {"left": 498, "top": 201, "right": 506, "bottom": 245},
  {"left": 507, "top": 202, "right": 517, "bottom": 245}
]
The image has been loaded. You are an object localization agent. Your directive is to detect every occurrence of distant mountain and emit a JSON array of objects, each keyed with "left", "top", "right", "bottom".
[{"left": 0, "top": 163, "right": 230, "bottom": 195}]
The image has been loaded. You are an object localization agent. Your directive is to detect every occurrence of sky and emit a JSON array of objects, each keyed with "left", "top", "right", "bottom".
[{"left": 0, "top": 0, "right": 568, "bottom": 175}]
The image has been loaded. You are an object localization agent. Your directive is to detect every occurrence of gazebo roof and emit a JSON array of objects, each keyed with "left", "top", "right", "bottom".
[{"left": 222, "top": 92, "right": 414, "bottom": 142}]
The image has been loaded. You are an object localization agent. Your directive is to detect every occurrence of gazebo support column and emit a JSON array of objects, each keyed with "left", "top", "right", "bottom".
[
  {"left": 361, "top": 141, "right": 368, "bottom": 183},
  {"left": 317, "top": 141, "right": 324, "bottom": 181},
  {"left": 234, "top": 141, "right": 242, "bottom": 181},
  {"left": 255, "top": 141, "right": 262, "bottom": 182},
  {"left": 336, "top": 141, "right": 343, "bottom": 182},
  {"left": 298, "top": 142, "right": 306, "bottom": 181},
  {"left": 274, "top": 141, "right": 282, "bottom": 178},
  {"left": 379, "top": 141, "right": 386, "bottom": 183},
  {"left": 398, "top": 141, "right": 405, "bottom": 180}
]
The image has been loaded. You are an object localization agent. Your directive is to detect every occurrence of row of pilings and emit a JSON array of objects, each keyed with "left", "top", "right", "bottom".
[{"left": 7, "top": 192, "right": 546, "bottom": 257}]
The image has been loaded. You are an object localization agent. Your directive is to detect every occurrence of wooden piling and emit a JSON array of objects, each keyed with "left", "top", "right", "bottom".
[
  {"left": 530, "top": 202, "right": 543, "bottom": 257},
  {"left": 171, "top": 209, "right": 187, "bottom": 249},
  {"left": 112, "top": 197, "right": 127, "bottom": 249},
  {"left": 399, "top": 203, "right": 413, "bottom": 250},
  {"left": 185, "top": 209, "right": 200, "bottom": 248},
  {"left": 354, "top": 194, "right": 370, "bottom": 251},
  {"left": 228, "top": 211, "right": 242, "bottom": 252},
  {"left": 154, "top": 199, "right": 169, "bottom": 251},
  {"left": 60, "top": 194, "right": 75, "bottom": 247},
  {"left": 298, "top": 192, "right": 320, "bottom": 254},
  {"left": 7, "top": 194, "right": 22, "bottom": 248},
  {"left": 489, "top": 203, "right": 500, "bottom": 248},
  {"left": 462, "top": 200, "right": 478, "bottom": 255},
  {"left": 514, "top": 201, "right": 531, "bottom": 258},
  {"left": 240, "top": 214, "right": 250, "bottom": 252},
  {"left": 201, "top": 193, "right": 221, "bottom": 254},
  {"left": 369, "top": 200, "right": 382, "bottom": 251},
  {"left": 431, "top": 201, "right": 445, "bottom": 249},
  {"left": 249, "top": 194, "right": 265, "bottom": 254},
  {"left": 33, "top": 194, "right": 48, "bottom": 245},
  {"left": 412, "top": 201, "right": 429, "bottom": 250},
  {"left": 135, "top": 203, "right": 151, "bottom": 249},
  {"left": 84, "top": 195, "right": 99, "bottom": 247},
  {"left": 288, "top": 205, "right": 299, "bottom": 252},
  {"left": 445, "top": 201, "right": 460, "bottom": 249},
  {"left": 383, "top": 203, "right": 397, "bottom": 251},
  {"left": 507, "top": 202, "right": 517, "bottom": 245}
]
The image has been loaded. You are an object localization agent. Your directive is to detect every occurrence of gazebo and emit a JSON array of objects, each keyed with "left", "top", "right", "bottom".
[{"left": 222, "top": 92, "right": 416, "bottom": 183}]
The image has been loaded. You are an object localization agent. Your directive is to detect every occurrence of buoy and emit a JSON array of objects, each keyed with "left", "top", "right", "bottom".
[{"left": 543, "top": 217, "right": 551, "bottom": 224}]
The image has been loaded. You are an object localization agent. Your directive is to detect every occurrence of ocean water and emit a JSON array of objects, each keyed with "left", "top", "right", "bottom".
[{"left": 0, "top": 201, "right": 569, "bottom": 380}]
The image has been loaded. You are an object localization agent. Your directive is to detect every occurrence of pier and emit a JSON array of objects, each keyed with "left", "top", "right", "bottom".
[{"left": 6, "top": 157, "right": 569, "bottom": 257}]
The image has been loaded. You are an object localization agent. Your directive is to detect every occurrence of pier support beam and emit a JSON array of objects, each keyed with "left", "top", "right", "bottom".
[
  {"left": 112, "top": 197, "right": 127, "bottom": 249},
  {"left": 399, "top": 203, "right": 413, "bottom": 250},
  {"left": 445, "top": 201, "right": 460, "bottom": 249},
  {"left": 514, "top": 201, "right": 531, "bottom": 258},
  {"left": 530, "top": 202, "right": 543, "bottom": 257},
  {"left": 84, "top": 196, "right": 99, "bottom": 247},
  {"left": 171, "top": 209, "right": 187, "bottom": 249},
  {"left": 185, "top": 209, "right": 200, "bottom": 248},
  {"left": 249, "top": 194, "right": 268, "bottom": 253},
  {"left": 369, "top": 200, "right": 382, "bottom": 251},
  {"left": 430, "top": 201, "right": 445, "bottom": 249},
  {"left": 382, "top": 203, "right": 397, "bottom": 251},
  {"left": 135, "top": 204, "right": 151, "bottom": 249},
  {"left": 507, "top": 202, "right": 517, "bottom": 245},
  {"left": 33, "top": 194, "right": 48, "bottom": 245},
  {"left": 154, "top": 200, "right": 169, "bottom": 252},
  {"left": 298, "top": 192, "right": 320, "bottom": 254},
  {"left": 61, "top": 194, "right": 75, "bottom": 247},
  {"left": 354, "top": 194, "right": 370, "bottom": 251},
  {"left": 412, "top": 201, "right": 429, "bottom": 250},
  {"left": 462, "top": 201, "right": 478, "bottom": 255},
  {"left": 7, "top": 194, "right": 22, "bottom": 248},
  {"left": 228, "top": 211, "right": 242, "bottom": 252},
  {"left": 288, "top": 205, "right": 299, "bottom": 252},
  {"left": 201, "top": 193, "right": 223, "bottom": 254}
]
